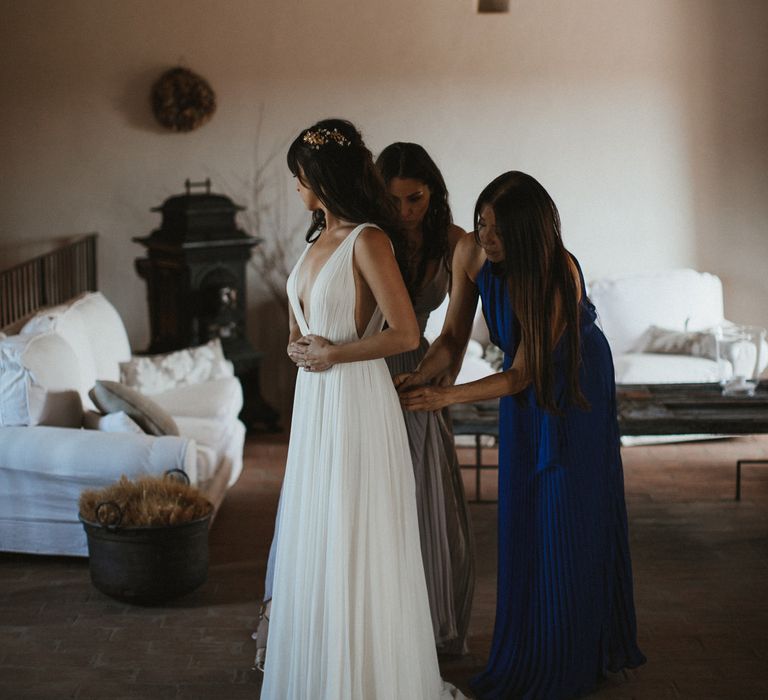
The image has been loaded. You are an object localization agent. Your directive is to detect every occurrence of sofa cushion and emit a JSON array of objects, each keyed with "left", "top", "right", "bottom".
[
  {"left": 589, "top": 269, "right": 725, "bottom": 356},
  {"left": 119, "top": 339, "right": 233, "bottom": 396},
  {"left": 0, "top": 332, "right": 84, "bottom": 428},
  {"left": 151, "top": 376, "right": 244, "bottom": 422},
  {"left": 89, "top": 380, "right": 179, "bottom": 437},
  {"left": 613, "top": 352, "right": 722, "bottom": 385}
]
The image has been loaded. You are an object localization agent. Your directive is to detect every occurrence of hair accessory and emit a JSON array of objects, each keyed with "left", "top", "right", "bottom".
[{"left": 302, "top": 127, "right": 351, "bottom": 150}]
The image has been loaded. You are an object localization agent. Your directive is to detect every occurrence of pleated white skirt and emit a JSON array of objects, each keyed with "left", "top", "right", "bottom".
[{"left": 261, "top": 358, "right": 464, "bottom": 699}]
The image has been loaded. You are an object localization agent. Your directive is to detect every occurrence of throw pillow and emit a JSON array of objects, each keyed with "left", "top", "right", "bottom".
[
  {"left": 0, "top": 332, "right": 84, "bottom": 427},
  {"left": 119, "top": 338, "right": 232, "bottom": 396},
  {"left": 633, "top": 325, "right": 718, "bottom": 360},
  {"left": 21, "top": 303, "right": 99, "bottom": 409},
  {"left": 89, "top": 380, "right": 180, "bottom": 436},
  {"left": 82, "top": 409, "right": 145, "bottom": 434}
]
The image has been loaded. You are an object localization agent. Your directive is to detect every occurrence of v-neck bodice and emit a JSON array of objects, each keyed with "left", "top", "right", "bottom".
[{"left": 287, "top": 223, "right": 385, "bottom": 343}]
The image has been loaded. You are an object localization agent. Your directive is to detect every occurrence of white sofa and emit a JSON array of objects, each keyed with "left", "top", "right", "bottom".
[
  {"left": 588, "top": 268, "right": 754, "bottom": 385},
  {"left": 427, "top": 267, "right": 768, "bottom": 388},
  {"left": 0, "top": 292, "right": 246, "bottom": 556}
]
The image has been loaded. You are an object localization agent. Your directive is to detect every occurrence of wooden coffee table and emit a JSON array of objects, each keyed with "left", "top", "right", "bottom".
[
  {"left": 617, "top": 381, "right": 768, "bottom": 437},
  {"left": 618, "top": 382, "right": 768, "bottom": 500},
  {"left": 452, "top": 382, "right": 768, "bottom": 503}
]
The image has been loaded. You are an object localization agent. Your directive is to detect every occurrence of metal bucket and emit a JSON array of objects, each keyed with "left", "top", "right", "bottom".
[{"left": 78, "top": 472, "right": 212, "bottom": 604}]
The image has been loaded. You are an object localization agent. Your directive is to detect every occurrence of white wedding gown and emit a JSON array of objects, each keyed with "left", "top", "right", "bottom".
[{"left": 261, "top": 224, "right": 464, "bottom": 699}]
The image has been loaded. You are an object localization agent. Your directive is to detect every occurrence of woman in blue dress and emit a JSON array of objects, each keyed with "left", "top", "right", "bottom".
[{"left": 397, "top": 171, "right": 645, "bottom": 699}]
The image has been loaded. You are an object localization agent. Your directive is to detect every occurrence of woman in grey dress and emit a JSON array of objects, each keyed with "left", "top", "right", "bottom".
[
  {"left": 376, "top": 142, "right": 475, "bottom": 655},
  {"left": 254, "top": 142, "right": 474, "bottom": 667}
]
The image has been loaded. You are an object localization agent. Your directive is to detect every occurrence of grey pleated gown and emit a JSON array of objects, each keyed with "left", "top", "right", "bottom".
[{"left": 385, "top": 263, "right": 475, "bottom": 654}]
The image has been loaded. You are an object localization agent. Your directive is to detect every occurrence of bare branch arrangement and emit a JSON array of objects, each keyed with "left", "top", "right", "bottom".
[{"left": 237, "top": 107, "right": 305, "bottom": 311}]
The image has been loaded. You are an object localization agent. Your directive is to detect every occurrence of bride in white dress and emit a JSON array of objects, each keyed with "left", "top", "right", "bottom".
[{"left": 260, "top": 119, "right": 465, "bottom": 700}]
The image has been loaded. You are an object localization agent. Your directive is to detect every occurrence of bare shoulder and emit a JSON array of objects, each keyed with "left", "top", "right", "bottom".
[
  {"left": 447, "top": 223, "right": 466, "bottom": 252},
  {"left": 356, "top": 225, "right": 391, "bottom": 248},
  {"left": 354, "top": 226, "right": 396, "bottom": 265},
  {"left": 454, "top": 230, "right": 485, "bottom": 281}
]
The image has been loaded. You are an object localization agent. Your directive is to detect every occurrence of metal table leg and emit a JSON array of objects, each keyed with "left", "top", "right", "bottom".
[{"left": 735, "top": 459, "right": 768, "bottom": 501}]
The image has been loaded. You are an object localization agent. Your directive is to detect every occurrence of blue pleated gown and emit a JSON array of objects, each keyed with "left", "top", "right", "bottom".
[{"left": 471, "top": 258, "right": 645, "bottom": 700}]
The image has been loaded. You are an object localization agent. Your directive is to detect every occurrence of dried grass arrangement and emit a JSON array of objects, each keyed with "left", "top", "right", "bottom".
[
  {"left": 151, "top": 66, "right": 216, "bottom": 132},
  {"left": 79, "top": 474, "right": 212, "bottom": 528}
]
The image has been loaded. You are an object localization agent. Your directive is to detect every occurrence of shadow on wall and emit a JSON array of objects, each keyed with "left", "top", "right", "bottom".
[{"left": 687, "top": 1, "right": 768, "bottom": 328}]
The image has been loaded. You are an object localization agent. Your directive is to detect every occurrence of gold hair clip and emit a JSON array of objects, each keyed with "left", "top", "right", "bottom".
[{"left": 302, "top": 127, "right": 352, "bottom": 150}]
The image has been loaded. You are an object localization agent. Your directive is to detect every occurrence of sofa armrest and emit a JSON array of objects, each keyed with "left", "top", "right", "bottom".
[
  {"left": 0, "top": 426, "right": 196, "bottom": 485},
  {"left": 0, "top": 426, "right": 197, "bottom": 556}
]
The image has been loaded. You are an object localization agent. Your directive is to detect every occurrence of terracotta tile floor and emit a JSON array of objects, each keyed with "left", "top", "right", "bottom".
[{"left": 1, "top": 434, "right": 767, "bottom": 699}]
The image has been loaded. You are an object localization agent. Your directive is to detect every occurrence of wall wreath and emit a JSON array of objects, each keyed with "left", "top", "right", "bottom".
[{"left": 151, "top": 67, "right": 216, "bottom": 132}]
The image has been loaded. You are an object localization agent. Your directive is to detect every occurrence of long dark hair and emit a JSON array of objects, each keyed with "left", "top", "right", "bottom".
[
  {"left": 475, "top": 171, "right": 587, "bottom": 413},
  {"left": 286, "top": 119, "right": 408, "bottom": 288},
  {"left": 375, "top": 142, "right": 453, "bottom": 283}
]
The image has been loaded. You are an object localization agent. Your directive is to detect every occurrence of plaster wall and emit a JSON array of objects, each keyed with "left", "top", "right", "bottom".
[{"left": 2, "top": 0, "right": 767, "bottom": 418}]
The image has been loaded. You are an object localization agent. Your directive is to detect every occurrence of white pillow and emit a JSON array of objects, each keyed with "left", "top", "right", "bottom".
[
  {"left": 0, "top": 332, "right": 84, "bottom": 427},
  {"left": 21, "top": 303, "right": 98, "bottom": 409},
  {"left": 83, "top": 410, "right": 145, "bottom": 434},
  {"left": 119, "top": 338, "right": 233, "bottom": 396}
]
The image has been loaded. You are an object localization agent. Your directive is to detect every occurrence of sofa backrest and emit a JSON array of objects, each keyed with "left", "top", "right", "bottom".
[
  {"left": 69, "top": 292, "right": 132, "bottom": 380},
  {"left": 17, "top": 292, "right": 132, "bottom": 410},
  {"left": 588, "top": 268, "right": 725, "bottom": 356}
]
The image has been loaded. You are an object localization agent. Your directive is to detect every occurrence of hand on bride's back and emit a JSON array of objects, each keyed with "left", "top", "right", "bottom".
[{"left": 394, "top": 371, "right": 427, "bottom": 391}]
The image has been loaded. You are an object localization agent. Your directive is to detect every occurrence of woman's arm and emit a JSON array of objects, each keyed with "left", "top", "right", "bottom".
[
  {"left": 429, "top": 224, "right": 471, "bottom": 386},
  {"left": 400, "top": 339, "right": 530, "bottom": 411},
  {"left": 297, "top": 227, "right": 420, "bottom": 369},
  {"left": 287, "top": 303, "right": 312, "bottom": 367},
  {"left": 447, "top": 223, "right": 466, "bottom": 254},
  {"left": 401, "top": 252, "right": 582, "bottom": 410},
  {"left": 395, "top": 233, "right": 480, "bottom": 389}
]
